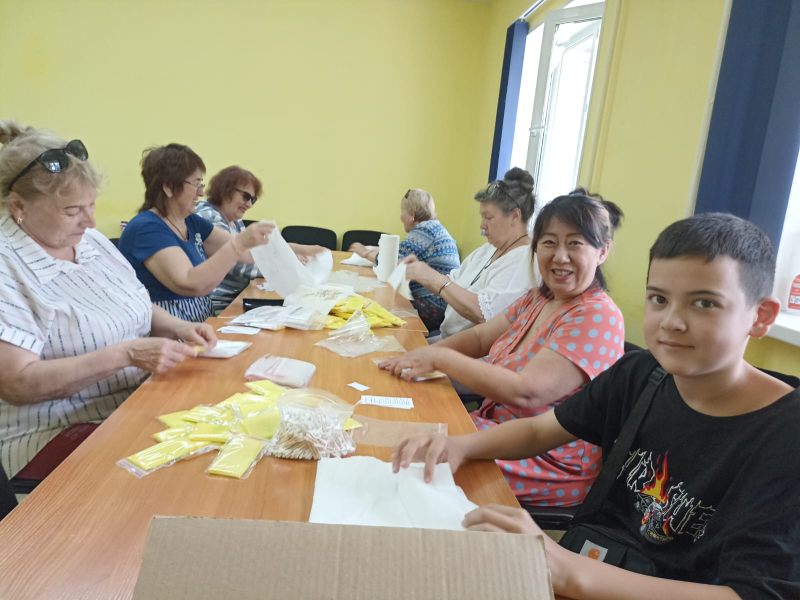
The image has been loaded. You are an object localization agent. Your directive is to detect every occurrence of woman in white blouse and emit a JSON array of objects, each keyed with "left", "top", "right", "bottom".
[
  {"left": 0, "top": 121, "right": 217, "bottom": 480},
  {"left": 404, "top": 168, "right": 538, "bottom": 340}
]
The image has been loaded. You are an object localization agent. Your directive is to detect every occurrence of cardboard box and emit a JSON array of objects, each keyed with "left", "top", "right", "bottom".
[{"left": 133, "top": 516, "right": 554, "bottom": 600}]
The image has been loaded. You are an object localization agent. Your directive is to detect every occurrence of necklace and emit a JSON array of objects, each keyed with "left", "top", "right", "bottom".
[
  {"left": 469, "top": 233, "right": 529, "bottom": 286},
  {"left": 164, "top": 213, "right": 188, "bottom": 241}
]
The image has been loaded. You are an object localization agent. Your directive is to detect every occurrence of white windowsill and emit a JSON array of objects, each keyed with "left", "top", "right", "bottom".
[{"left": 767, "top": 311, "right": 800, "bottom": 347}]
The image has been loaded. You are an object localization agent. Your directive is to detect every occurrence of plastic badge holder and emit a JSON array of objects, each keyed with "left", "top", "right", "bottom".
[
  {"left": 189, "top": 422, "right": 243, "bottom": 443},
  {"left": 197, "top": 340, "right": 252, "bottom": 358},
  {"left": 117, "top": 438, "right": 218, "bottom": 478},
  {"left": 231, "top": 401, "right": 278, "bottom": 420},
  {"left": 240, "top": 406, "right": 281, "bottom": 439},
  {"left": 245, "top": 355, "right": 316, "bottom": 388},
  {"left": 153, "top": 425, "right": 195, "bottom": 442},
  {"left": 180, "top": 405, "right": 236, "bottom": 425},
  {"left": 268, "top": 389, "right": 356, "bottom": 460},
  {"left": 370, "top": 358, "right": 448, "bottom": 382},
  {"left": 207, "top": 434, "right": 269, "bottom": 479},
  {"left": 348, "top": 415, "right": 448, "bottom": 448},
  {"left": 314, "top": 310, "right": 406, "bottom": 358}
]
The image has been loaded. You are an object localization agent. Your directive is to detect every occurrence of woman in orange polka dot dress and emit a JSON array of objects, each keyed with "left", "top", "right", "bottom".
[{"left": 382, "top": 190, "right": 625, "bottom": 508}]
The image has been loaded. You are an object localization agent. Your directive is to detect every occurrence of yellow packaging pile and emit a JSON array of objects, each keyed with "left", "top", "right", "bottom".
[
  {"left": 245, "top": 379, "right": 288, "bottom": 400},
  {"left": 325, "top": 297, "right": 406, "bottom": 329},
  {"left": 157, "top": 410, "right": 190, "bottom": 429},
  {"left": 126, "top": 438, "right": 211, "bottom": 471},
  {"left": 189, "top": 423, "right": 240, "bottom": 443},
  {"left": 181, "top": 405, "right": 235, "bottom": 425},
  {"left": 153, "top": 425, "right": 194, "bottom": 442},
  {"left": 208, "top": 436, "right": 266, "bottom": 478},
  {"left": 216, "top": 392, "right": 264, "bottom": 407}
]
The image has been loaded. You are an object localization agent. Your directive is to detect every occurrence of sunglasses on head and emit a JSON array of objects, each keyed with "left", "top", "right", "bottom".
[
  {"left": 7, "top": 140, "right": 88, "bottom": 193},
  {"left": 486, "top": 180, "right": 521, "bottom": 210},
  {"left": 235, "top": 188, "right": 257, "bottom": 204}
]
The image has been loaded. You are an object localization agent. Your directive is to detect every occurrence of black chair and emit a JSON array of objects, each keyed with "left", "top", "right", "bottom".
[
  {"left": 109, "top": 237, "right": 120, "bottom": 248},
  {"left": 0, "top": 463, "right": 17, "bottom": 522},
  {"left": 341, "top": 230, "right": 384, "bottom": 252},
  {"left": 281, "top": 226, "right": 337, "bottom": 251},
  {"left": 242, "top": 219, "right": 258, "bottom": 227}
]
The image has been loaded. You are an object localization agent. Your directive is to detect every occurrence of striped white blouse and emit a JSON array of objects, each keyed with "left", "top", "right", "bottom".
[{"left": 0, "top": 215, "right": 152, "bottom": 478}]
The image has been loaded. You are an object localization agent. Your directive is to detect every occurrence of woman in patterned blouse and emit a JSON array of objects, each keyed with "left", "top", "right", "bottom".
[
  {"left": 382, "top": 191, "right": 626, "bottom": 507},
  {"left": 349, "top": 189, "right": 460, "bottom": 331}
]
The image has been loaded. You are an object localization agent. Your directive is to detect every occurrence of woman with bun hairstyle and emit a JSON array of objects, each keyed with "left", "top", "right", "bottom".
[
  {"left": 402, "top": 168, "right": 538, "bottom": 340},
  {"left": 381, "top": 190, "right": 625, "bottom": 506}
]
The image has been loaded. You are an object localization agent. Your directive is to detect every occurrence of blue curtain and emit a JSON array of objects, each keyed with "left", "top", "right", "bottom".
[
  {"left": 489, "top": 20, "right": 529, "bottom": 183},
  {"left": 696, "top": 0, "right": 800, "bottom": 248}
]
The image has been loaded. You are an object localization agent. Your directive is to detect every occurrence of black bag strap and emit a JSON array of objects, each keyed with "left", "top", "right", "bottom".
[{"left": 574, "top": 365, "right": 668, "bottom": 521}]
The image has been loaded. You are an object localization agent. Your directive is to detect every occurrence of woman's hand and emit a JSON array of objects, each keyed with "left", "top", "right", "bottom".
[
  {"left": 237, "top": 221, "right": 275, "bottom": 250},
  {"left": 392, "top": 433, "right": 467, "bottom": 483},
  {"left": 124, "top": 338, "right": 198, "bottom": 374},
  {"left": 405, "top": 260, "right": 443, "bottom": 287},
  {"left": 379, "top": 346, "right": 443, "bottom": 380},
  {"left": 349, "top": 242, "right": 377, "bottom": 258},
  {"left": 401, "top": 254, "right": 419, "bottom": 264},
  {"left": 172, "top": 321, "right": 218, "bottom": 350},
  {"left": 292, "top": 244, "right": 327, "bottom": 265}
]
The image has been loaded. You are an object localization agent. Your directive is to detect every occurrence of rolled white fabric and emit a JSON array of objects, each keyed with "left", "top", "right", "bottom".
[{"left": 373, "top": 234, "right": 400, "bottom": 282}]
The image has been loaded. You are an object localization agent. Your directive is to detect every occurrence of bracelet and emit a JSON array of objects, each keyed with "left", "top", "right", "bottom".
[{"left": 437, "top": 280, "right": 452, "bottom": 296}]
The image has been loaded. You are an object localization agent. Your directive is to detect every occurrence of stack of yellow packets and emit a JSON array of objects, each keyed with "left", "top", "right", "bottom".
[{"left": 324, "top": 296, "right": 407, "bottom": 329}]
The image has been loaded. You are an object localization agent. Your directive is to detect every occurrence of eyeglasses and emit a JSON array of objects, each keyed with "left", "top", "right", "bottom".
[
  {"left": 235, "top": 188, "right": 257, "bottom": 205},
  {"left": 7, "top": 140, "right": 89, "bottom": 193},
  {"left": 184, "top": 179, "right": 206, "bottom": 191},
  {"left": 486, "top": 181, "right": 521, "bottom": 210}
]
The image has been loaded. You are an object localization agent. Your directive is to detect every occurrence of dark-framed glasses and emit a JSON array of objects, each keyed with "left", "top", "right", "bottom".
[
  {"left": 235, "top": 188, "right": 257, "bottom": 204},
  {"left": 486, "top": 180, "right": 521, "bottom": 210},
  {"left": 7, "top": 140, "right": 88, "bottom": 193}
]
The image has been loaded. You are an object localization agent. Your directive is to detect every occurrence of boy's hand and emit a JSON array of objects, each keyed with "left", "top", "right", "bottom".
[
  {"left": 462, "top": 504, "right": 544, "bottom": 535},
  {"left": 392, "top": 433, "right": 466, "bottom": 483}
]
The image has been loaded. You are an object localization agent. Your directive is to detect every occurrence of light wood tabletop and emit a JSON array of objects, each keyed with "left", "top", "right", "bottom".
[{"left": 0, "top": 253, "right": 519, "bottom": 600}]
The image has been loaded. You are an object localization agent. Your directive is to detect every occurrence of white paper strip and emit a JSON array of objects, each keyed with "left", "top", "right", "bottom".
[{"left": 358, "top": 395, "right": 414, "bottom": 409}]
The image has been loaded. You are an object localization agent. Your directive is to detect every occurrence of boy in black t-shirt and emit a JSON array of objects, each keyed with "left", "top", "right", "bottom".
[{"left": 393, "top": 213, "right": 799, "bottom": 600}]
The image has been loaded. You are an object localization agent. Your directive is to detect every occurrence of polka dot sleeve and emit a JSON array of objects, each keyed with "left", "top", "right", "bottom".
[
  {"left": 545, "top": 291, "right": 625, "bottom": 380},
  {"left": 503, "top": 290, "right": 537, "bottom": 325}
]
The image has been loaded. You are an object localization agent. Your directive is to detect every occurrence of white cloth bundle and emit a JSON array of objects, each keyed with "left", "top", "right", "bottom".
[{"left": 373, "top": 234, "right": 400, "bottom": 282}]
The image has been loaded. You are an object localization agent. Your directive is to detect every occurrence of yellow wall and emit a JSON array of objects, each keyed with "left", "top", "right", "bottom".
[{"left": 0, "top": 0, "right": 490, "bottom": 248}]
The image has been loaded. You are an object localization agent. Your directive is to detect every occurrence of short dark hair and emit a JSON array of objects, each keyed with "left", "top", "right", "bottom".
[
  {"left": 474, "top": 167, "right": 536, "bottom": 222},
  {"left": 648, "top": 213, "right": 776, "bottom": 305},
  {"left": 206, "top": 166, "right": 262, "bottom": 207},
  {"left": 532, "top": 188, "right": 624, "bottom": 293},
  {"left": 138, "top": 143, "right": 205, "bottom": 214}
]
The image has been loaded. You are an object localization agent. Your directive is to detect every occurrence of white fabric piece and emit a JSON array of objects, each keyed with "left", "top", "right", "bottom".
[
  {"left": 251, "top": 221, "right": 332, "bottom": 297},
  {"left": 283, "top": 284, "right": 354, "bottom": 316},
  {"left": 440, "top": 243, "right": 539, "bottom": 339},
  {"left": 327, "top": 270, "right": 384, "bottom": 292},
  {"left": 217, "top": 325, "right": 260, "bottom": 335},
  {"left": 309, "top": 456, "right": 478, "bottom": 531},
  {"left": 256, "top": 282, "right": 274, "bottom": 291},
  {"left": 198, "top": 340, "right": 252, "bottom": 358},
  {"left": 373, "top": 234, "right": 400, "bottom": 282},
  {"left": 387, "top": 262, "right": 412, "bottom": 300},
  {"left": 341, "top": 252, "right": 375, "bottom": 267}
]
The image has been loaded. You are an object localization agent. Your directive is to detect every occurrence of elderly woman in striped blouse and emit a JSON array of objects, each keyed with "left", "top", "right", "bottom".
[{"left": 0, "top": 121, "right": 217, "bottom": 482}]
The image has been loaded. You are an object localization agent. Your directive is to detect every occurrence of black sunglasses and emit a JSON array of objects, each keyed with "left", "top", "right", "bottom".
[
  {"left": 235, "top": 188, "right": 257, "bottom": 204},
  {"left": 486, "top": 180, "right": 521, "bottom": 210},
  {"left": 7, "top": 140, "right": 88, "bottom": 193}
]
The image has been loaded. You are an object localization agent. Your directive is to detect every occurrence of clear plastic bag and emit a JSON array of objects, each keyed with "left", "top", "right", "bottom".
[
  {"left": 370, "top": 358, "right": 448, "bottom": 382},
  {"left": 314, "top": 311, "right": 406, "bottom": 358},
  {"left": 206, "top": 434, "right": 269, "bottom": 479},
  {"left": 389, "top": 307, "right": 419, "bottom": 319},
  {"left": 197, "top": 340, "right": 252, "bottom": 358},
  {"left": 267, "top": 389, "right": 356, "bottom": 460},
  {"left": 245, "top": 355, "right": 316, "bottom": 388},
  {"left": 348, "top": 415, "right": 448, "bottom": 447},
  {"left": 117, "top": 438, "right": 218, "bottom": 478},
  {"left": 230, "top": 305, "right": 289, "bottom": 330},
  {"left": 328, "top": 270, "right": 384, "bottom": 292}
]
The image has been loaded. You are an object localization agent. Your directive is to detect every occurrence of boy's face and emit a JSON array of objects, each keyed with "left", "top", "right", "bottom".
[{"left": 644, "top": 256, "right": 762, "bottom": 377}]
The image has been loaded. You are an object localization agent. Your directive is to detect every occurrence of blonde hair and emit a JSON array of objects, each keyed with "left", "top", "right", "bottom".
[
  {"left": 401, "top": 189, "right": 436, "bottom": 223},
  {"left": 0, "top": 120, "right": 101, "bottom": 214}
]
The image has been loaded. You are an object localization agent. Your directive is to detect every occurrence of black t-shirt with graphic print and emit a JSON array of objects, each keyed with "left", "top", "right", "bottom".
[{"left": 554, "top": 350, "right": 800, "bottom": 600}]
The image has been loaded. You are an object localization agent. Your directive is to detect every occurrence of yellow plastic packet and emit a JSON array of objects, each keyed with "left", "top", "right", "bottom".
[
  {"left": 241, "top": 407, "right": 281, "bottom": 439},
  {"left": 344, "top": 418, "right": 362, "bottom": 431},
  {"left": 324, "top": 315, "right": 347, "bottom": 330},
  {"left": 215, "top": 392, "right": 263, "bottom": 407},
  {"left": 157, "top": 410, "right": 190, "bottom": 429},
  {"left": 181, "top": 405, "right": 235, "bottom": 425},
  {"left": 233, "top": 401, "right": 277, "bottom": 419},
  {"left": 364, "top": 300, "right": 406, "bottom": 326},
  {"left": 207, "top": 434, "right": 268, "bottom": 479},
  {"left": 189, "top": 423, "right": 236, "bottom": 443},
  {"left": 332, "top": 296, "right": 364, "bottom": 313},
  {"left": 153, "top": 425, "right": 194, "bottom": 442},
  {"left": 118, "top": 438, "right": 215, "bottom": 478},
  {"left": 365, "top": 314, "right": 393, "bottom": 328},
  {"left": 245, "top": 379, "right": 287, "bottom": 400}
]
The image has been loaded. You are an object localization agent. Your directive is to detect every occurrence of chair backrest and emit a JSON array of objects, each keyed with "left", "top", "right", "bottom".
[
  {"left": 109, "top": 238, "right": 120, "bottom": 248},
  {"left": 0, "top": 463, "right": 17, "bottom": 522},
  {"left": 281, "top": 226, "right": 337, "bottom": 251},
  {"left": 341, "top": 230, "right": 384, "bottom": 251},
  {"left": 241, "top": 220, "right": 259, "bottom": 228}
]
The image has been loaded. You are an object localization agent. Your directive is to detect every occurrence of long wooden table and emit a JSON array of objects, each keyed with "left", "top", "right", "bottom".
[{"left": 0, "top": 251, "right": 519, "bottom": 600}]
